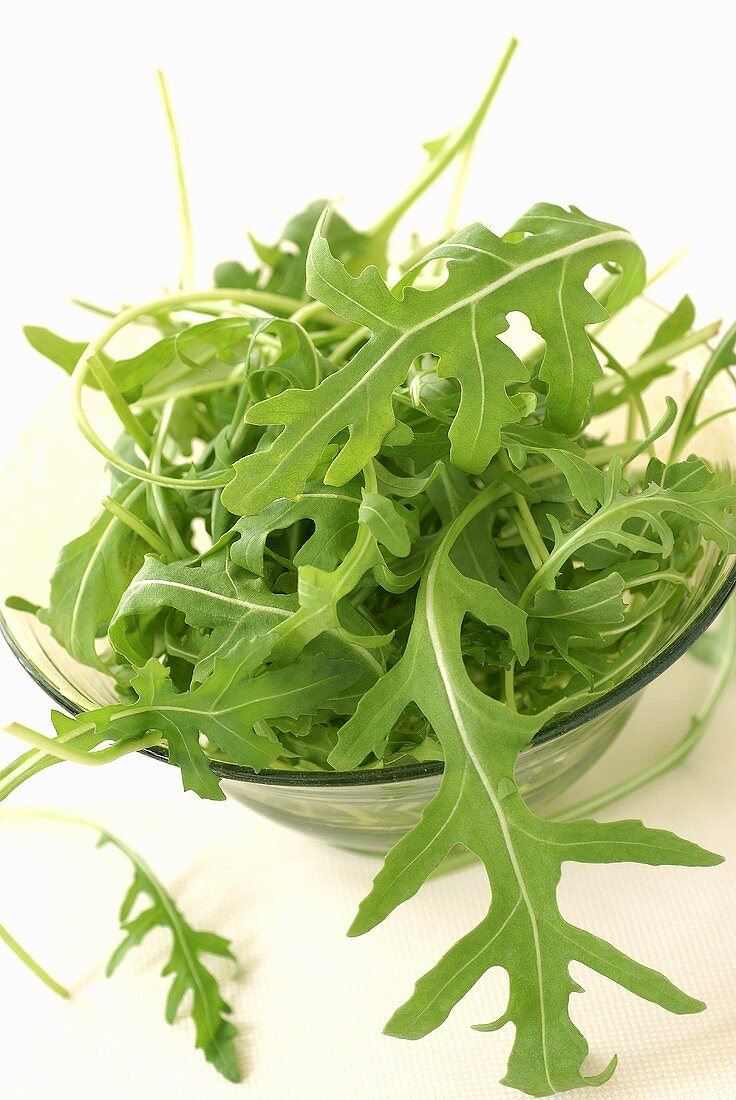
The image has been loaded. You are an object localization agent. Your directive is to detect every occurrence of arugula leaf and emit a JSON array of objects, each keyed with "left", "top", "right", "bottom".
[
  {"left": 37, "top": 479, "right": 149, "bottom": 671},
  {"left": 53, "top": 647, "right": 358, "bottom": 799},
  {"left": 222, "top": 205, "right": 644, "bottom": 515},
  {"left": 327, "top": 495, "right": 723, "bottom": 1097},
  {"left": 23, "top": 326, "right": 89, "bottom": 376},
  {"left": 503, "top": 424, "right": 606, "bottom": 514},
  {"left": 251, "top": 200, "right": 371, "bottom": 299},
  {"left": 0, "top": 808, "right": 242, "bottom": 1082},
  {"left": 228, "top": 479, "right": 361, "bottom": 574},
  {"left": 358, "top": 491, "right": 412, "bottom": 557},
  {"left": 108, "top": 550, "right": 294, "bottom": 666},
  {"left": 100, "top": 828, "right": 240, "bottom": 1080}
]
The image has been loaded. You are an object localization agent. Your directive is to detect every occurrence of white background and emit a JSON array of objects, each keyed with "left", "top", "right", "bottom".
[{"left": 0, "top": 3, "right": 734, "bottom": 1098}]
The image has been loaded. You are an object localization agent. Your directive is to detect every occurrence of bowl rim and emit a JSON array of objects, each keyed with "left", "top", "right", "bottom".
[
  {"left": 158, "top": 554, "right": 736, "bottom": 784},
  {"left": 3, "top": 555, "right": 735, "bottom": 787},
  {"left": 2, "top": 301, "right": 736, "bottom": 789},
  {"left": 5, "top": 554, "right": 734, "bottom": 787}
]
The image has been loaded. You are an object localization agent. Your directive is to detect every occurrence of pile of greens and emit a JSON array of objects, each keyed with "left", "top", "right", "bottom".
[{"left": 3, "top": 39, "right": 736, "bottom": 1096}]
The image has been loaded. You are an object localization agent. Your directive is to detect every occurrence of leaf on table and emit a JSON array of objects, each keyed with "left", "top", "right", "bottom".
[{"left": 96, "top": 827, "right": 241, "bottom": 1081}]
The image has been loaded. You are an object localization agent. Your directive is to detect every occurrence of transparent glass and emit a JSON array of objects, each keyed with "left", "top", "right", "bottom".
[{"left": 1, "top": 299, "right": 735, "bottom": 853}]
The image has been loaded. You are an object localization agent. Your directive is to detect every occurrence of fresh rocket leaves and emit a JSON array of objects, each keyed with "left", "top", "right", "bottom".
[
  {"left": 221, "top": 206, "right": 645, "bottom": 516},
  {"left": 327, "top": 473, "right": 732, "bottom": 1096},
  {"left": 5, "top": 42, "right": 736, "bottom": 1098},
  {"left": 102, "top": 832, "right": 240, "bottom": 1081},
  {"left": 0, "top": 810, "right": 242, "bottom": 1081},
  {"left": 39, "top": 479, "right": 149, "bottom": 671}
]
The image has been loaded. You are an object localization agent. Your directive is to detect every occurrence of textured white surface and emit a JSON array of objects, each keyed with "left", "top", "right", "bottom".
[{"left": 1, "top": 3, "right": 735, "bottom": 1096}]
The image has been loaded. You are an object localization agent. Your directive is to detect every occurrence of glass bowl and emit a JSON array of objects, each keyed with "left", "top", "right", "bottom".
[{"left": 2, "top": 298, "right": 735, "bottom": 853}]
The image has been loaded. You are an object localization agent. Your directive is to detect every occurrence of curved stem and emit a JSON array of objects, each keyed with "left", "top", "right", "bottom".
[
  {"left": 71, "top": 288, "right": 304, "bottom": 490},
  {"left": 0, "top": 728, "right": 103, "bottom": 805},
  {"left": 331, "top": 326, "right": 368, "bottom": 365},
  {"left": 88, "top": 354, "right": 152, "bottom": 453},
  {"left": 290, "top": 300, "right": 324, "bottom": 326}
]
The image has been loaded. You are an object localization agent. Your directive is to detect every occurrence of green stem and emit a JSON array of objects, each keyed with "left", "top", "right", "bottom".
[
  {"left": 156, "top": 70, "right": 194, "bottom": 291},
  {"left": 148, "top": 399, "right": 191, "bottom": 558},
  {"left": 0, "top": 728, "right": 103, "bottom": 805},
  {"left": 679, "top": 406, "right": 736, "bottom": 448},
  {"left": 70, "top": 297, "right": 118, "bottom": 319},
  {"left": 102, "top": 496, "right": 173, "bottom": 560},
  {"left": 593, "top": 322, "right": 722, "bottom": 398},
  {"left": 646, "top": 248, "right": 689, "bottom": 289},
  {"left": 444, "top": 139, "right": 475, "bottom": 236},
  {"left": 290, "top": 301, "right": 324, "bottom": 326},
  {"left": 498, "top": 450, "right": 549, "bottom": 568},
  {"left": 87, "top": 354, "right": 152, "bottom": 454},
  {"left": 331, "top": 326, "right": 368, "bottom": 365},
  {"left": 0, "top": 922, "right": 69, "bottom": 999},
  {"left": 368, "top": 37, "right": 517, "bottom": 243},
  {"left": 591, "top": 334, "right": 651, "bottom": 439},
  {"left": 4, "top": 723, "right": 162, "bottom": 764},
  {"left": 670, "top": 319, "right": 736, "bottom": 461}
]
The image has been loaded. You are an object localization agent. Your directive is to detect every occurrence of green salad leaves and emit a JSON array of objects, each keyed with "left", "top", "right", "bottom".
[{"left": 3, "top": 40, "right": 736, "bottom": 1095}]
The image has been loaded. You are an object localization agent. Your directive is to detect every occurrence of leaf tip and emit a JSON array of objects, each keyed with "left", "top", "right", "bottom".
[
  {"left": 471, "top": 1011, "right": 509, "bottom": 1033},
  {"left": 586, "top": 1053, "right": 618, "bottom": 1087},
  {"left": 346, "top": 913, "right": 370, "bottom": 938}
]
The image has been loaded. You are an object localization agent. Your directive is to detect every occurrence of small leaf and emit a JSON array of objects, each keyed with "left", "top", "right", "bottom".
[{"left": 359, "top": 492, "right": 411, "bottom": 557}]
